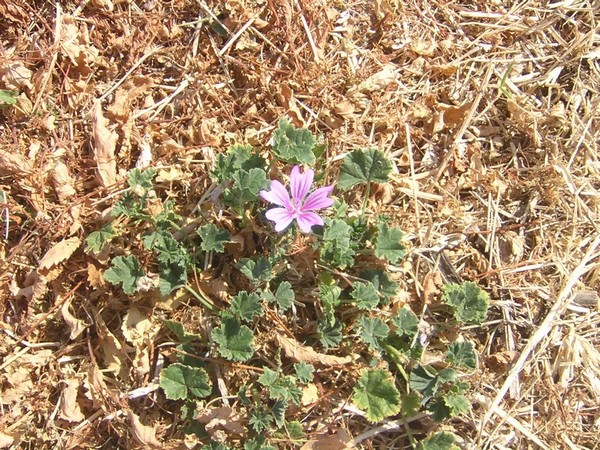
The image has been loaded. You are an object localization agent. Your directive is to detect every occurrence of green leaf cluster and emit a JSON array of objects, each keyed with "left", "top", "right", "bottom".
[
  {"left": 319, "top": 218, "right": 355, "bottom": 269},
  {"left": 211, "top": 144, "right": 268, "bottom": 211},
  {"left": 104, "top": 255, "right": 145, "bottom": 295},
  {"left": 0, "top": 89, "right": 18, "bottom": 105},
  {"left": 338, "top": 148, "right": 392, "bottom": 190},
  {"left": 442, "top": 281, "right": 489, "bottom": 324},
  {"left": 198, "top": 223, "right": 231, "bottom": 252},
  {"left": 159, "top": 363, "right": 211, "bottom": 400}
]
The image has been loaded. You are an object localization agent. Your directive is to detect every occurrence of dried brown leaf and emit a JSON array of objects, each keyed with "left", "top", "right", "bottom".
[
  {"left": 0, "top": 61, "right": 33, "bottom": 90},
  {"left": 60, "top": 17, "right": 101, "bottom": 74},
  {"left": 300, "top": 429, "right": 352, "bottom": 450},
  {"left": 51, "top": 160, "right": 77, "bottom": 202},
  {"left": 196, "top": 406, "right": 246, "bottom": 438},
  {"left": 276, "top": 334, "right": 352, "bottom": 366},
  {"left": 38, "top": 237, "right": 81, "bottom": 271},
  {"left": 61, "top": 299, "right": 87, "bottom": 340},
  {"left": 0, "top": 433, "right": 14, "bottom": 448},
  {"left": 301, "top": 383, "right": 319, "bottom": 406},
  {"left": 0, "top": 149, "right": 33, "bottom": 175},
  {"left": 59, "top": 379, "right": 85, "bottom": 423},
  {"left": 127, "top": 410, "right": 161, "bottom": 448},
  {"left": 91, "top": 101, "right": 118, "bottom": 187}
]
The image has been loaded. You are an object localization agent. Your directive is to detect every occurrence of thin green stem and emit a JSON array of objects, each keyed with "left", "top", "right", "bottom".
[
  {"left": 361, "top": 183, "right": 371, "bottom": 216},
  {"left": 183, "top": 284, "right": 216, "bottom": 312}
]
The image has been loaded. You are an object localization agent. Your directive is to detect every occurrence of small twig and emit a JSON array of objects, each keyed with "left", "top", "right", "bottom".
[
  {"left": 218, "top": 16, "right": 256, "bottom": 56},
  {"left": 294, "top": 0, "right": 321, "bottom": 61}
]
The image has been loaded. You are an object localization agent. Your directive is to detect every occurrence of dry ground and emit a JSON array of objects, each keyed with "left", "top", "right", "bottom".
[{"left": 1, "top": 0, "right": 599, "bottom": 449}]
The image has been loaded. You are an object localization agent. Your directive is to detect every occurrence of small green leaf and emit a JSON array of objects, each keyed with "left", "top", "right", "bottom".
[
  {"left": 85, "top": 223, "right": 116, "bottom": 254},
  {"left": 319, "top": 218, "right": 355, "bottom": 269},
  {"left": 375, "top": 223, "right": 406, "bottom": 264},
  {"left": 272, "top": 399, "right": 287, "bottom": 428},
  {"left": 249, "top": 407, "right": 274, "bottom": 434},
  {"left": 163, "top": 320, "right": 202, "bottom": 343},
  {"left": 352, "top": 369, "right": 402, "bottom": 422},
  {"left": 360, "top": 269, "right": 398, "bottom": 302},
  {"left": 104, "top": 255, "right": 145, "bottom": 295},
  {"left": 265, "top": 281, "right": 295, "bottom": 311},
  {"left": 159, "top": 363, "right": 211, "bottom": 400},
  {"left": 228, "top": 167, "right": 268, "bottom": 203},
  {"left": 446, "top": 341, "right": 477, "bottom": 370},
  {"left": 285, "top": 420, "right": 304, "bottom": 440},
  {"left": 338, "top": 148, "right": 392, "bottom": 190},
  {"left": 417, "top": 431, "right": 460, "bottom": 450},
  {"left": 198, "top": 223, "right": 231, "bottom": 253},
  {"left": 237, "top": 257, "right": 273, "bottom": 284},
  {"left": 294, "top": 362, "right": 314, "bottom": 383},
  {"left": 271, "top": 119, "right": 316, "bottom": 165},
  {"left": 358, "top": 316, "right": 389, "bottom": 351},
  {"left": 211, "top": 144, "right": 266, "bottom": 183},
  {"left": 442, "top": 281, "right": 489, "bottom": 324},
  {"left": 319, "top": 283, "right": 342, "bottom": 326},
  {"left": 0, "top": 89, "right": 18, "bottom": 105},
  {"left": 158, "top": 261, "right": 188, "bottom": 295},
  {"left": 392, "top": 307, "right": 419, "bottom": 338},
  {"left": 211, "top": 317, "right": 254, "bottom": 361},
  {"left": 128, "top": 167, "right": 156, "bottom": 195},
  {"left": 409, "top": 365, "right": 440, "bottom": 402},
  {"left": 351, "top": 281, "right": 380, "bottom": 310},
  {"left": 230, "top": 291, "right": 264, "bottom": 322},
  {"left": 258, "top": 367, "right": 279, "bottom": 387},
  {"left": 317, "top": 318, "right": 343, "bottom": 349},
  {"left": 443, "top": 392, "right": 471, "bottom": 417},
  {"left": 428, "top": 398, "right": 451, "bottom": 422}
]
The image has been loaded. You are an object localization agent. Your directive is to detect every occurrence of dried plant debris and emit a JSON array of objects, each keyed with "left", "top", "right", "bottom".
[{"left": 0, "top": 0, "right": 599, "bottom": 449}]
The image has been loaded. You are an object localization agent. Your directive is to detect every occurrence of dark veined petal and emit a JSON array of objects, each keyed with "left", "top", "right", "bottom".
[
  {"left": 260, "top": 180, "right": 291, "bottom": 208},
  {"left": 289, "top": 165, "right": 314, "bottom": 204},
  {"left": 302, "top": 185, "right": 334, "bottom": 211},
  {"left": 265, "top": 207, "right": 295, "bottom": 232},
  {"left": 296, "top": 212, "right": 324, "bottom": 233}
]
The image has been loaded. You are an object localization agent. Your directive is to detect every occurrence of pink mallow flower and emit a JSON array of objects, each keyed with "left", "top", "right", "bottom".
[{"left": 260, "top": 166, "right": 334, "bottom": 233}]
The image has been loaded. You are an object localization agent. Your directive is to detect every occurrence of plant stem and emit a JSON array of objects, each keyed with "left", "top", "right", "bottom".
[
  {"left": 183, "top": 284, "right": 216, "bottom": 312},
  {"left": 361, "top": 183, "right": 371, "bottom": 215}
]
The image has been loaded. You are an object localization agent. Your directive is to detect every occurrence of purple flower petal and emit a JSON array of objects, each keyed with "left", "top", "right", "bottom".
[
  {"left": 289, "top": 165, "right": 314, "bottom": 204},
  {"left": 259, "top": 180, "right": 291, "bottom": 208},
  {"left": 296, "top": 212, "right": 324, "bottom": 233},
  {"left": 302, "top": 185, "right": 334, "bottom": 211},
  {"left": 265, "top": 207, "right": 295, "bottom": 231}
]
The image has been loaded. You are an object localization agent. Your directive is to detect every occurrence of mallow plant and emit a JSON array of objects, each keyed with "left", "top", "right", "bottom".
[{"left": 90, "top": 119, "right": 490, "bottom": 449}]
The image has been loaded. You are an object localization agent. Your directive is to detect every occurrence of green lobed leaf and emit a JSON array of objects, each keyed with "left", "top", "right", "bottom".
[
  {"left": 211, "top": 317, "right": 254, "bottom": 361},
  {"left": 163, "top": 320, "right": 202, "bottom": 344},
  {"left": 442, "top": 281, "right": 489, "bottom": 324},
  {"left": 352, "top": 369, "right": 402, "bottom": 422},
  {"left": 104, "top": 255, "right": 145, "bottom": 295},
  {"left": 443, "top": 392, "right": 471, "bottom": 417},
  {"left": 272, "top": 399, "right": 287, "bottom": 428},
  {"left": 375, "top": 223, "right": 406, "bottom": 264},
  {"left": 360, "top": 269, "right": 398, "bottom": 302},
  {"left": 319, "top": 283, "right": 342, "bottom": 326},
  {"left": 227, "top": 167, "right": 268, "bottom": 204},
  {"left": 357, "top": 316, "right": 389, "bottom": 351},
  {"left": 317, "top": 318, "right": 343, "bottom": 349},
  {"left": 294, "top": 362, "right": 314, "bottom": 383},
  {"left": 211, "top": 144, "right": 266, "bottom": 183},
  {"left": 351, "top": 281, "right": 381, "bottom": 311},
  {"left": 264, "top": 281, "right": 295, "bottom": 311},
  {"left": 85, "top": 223, "right": 116, "bottom": 254},
  {"left": 392, "top": 306, "right": 420, "bottom": 338},
  {"left": 428, "top": 398, "right": 451, "bottom": 422},
  {"left": 159, "top": 363, "right": 211, "bottom": 400},
  {"left": 229, "top": 291, "right": 264, "bottom": 322},
  {"left": 271, "top": 119, "right": 316, "bottom": 165},
  {"left": 158, "top": 261, "right": 188, "bottom": 296},
  {"left": 338, "top": 148, "right": 392, "bottom": 190},
  {"left": 249, "top": 407, "right": 274, "bottom": 434},
  {"left": 319, "top": 218, "right": 355, "bottom": 269},
  {"left": 237, "top": 257, "right": 273, "bottom": 285},
  {"left": 285, "top": 420, "right": 304, "bottom": 440},
  {"left": 446, "top": 341, "right": 477, "bottom": 370},
  {"left": 409, "top": 365, "right": 440, "bottom": 402},
  {"left": 198, "top": 223, "right": 231, "bottom": 253},
  {"left": 128, "top": 167, "right": 156, "bottom": 195},
  {"left": 417, "top": 431, "right": 460, "bottom": 450},
  {"left": 0, "top": 89, "right": 18, "bottom": 105}
]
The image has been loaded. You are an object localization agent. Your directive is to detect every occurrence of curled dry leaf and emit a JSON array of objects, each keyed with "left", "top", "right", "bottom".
[
  {"left": 91, "top": 101, "right": 118, "bottom": 187},
  {"left": 276, "top": 334, "right": 352, "bottom": 366},
  {"left": 37, "top": 237, "right": 81, "bottom": 272},
  {"left": 0, "top": 61, "right": 33, "bottom": 90},
  {"left": 127, "top": 410, "right": 161, "bottom": 449},
  {"left": 61, "top": 299, "right": 87, "bottom": 340},
  {"left": 60, "top": 17, "right": 101, "bottom": 75},
  {"left": 0, "top": 149, "right": 33, "bottom": 176},
  {"left": 59, "top": 378, "right": 85, "bottom": 423},
  {"left": 299, "top": 429, "right": 352, "bottom": 450},
  {"left": 50, "top": 160, "right": 77, "bottom": 203}
]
